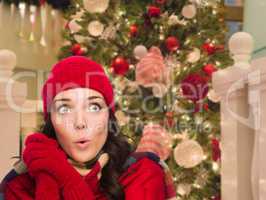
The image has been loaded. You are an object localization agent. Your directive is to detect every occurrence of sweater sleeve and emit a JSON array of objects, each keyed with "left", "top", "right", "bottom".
[
  {"left": 121, "top": 157, "right": 166, "bottom": 200},
  {"left": 34, "top": 173, "right": 60, "bottom": 200},
  {"left": 143, "top": 167, "right": 166, "bottom": 200},
  {"left": 4, "top": 173, "right": 35, "bottom": 200},
  {"left": 4, "top": 172, "right": 97, "bottom": 200},
  {"left": 4, "top": 172, "right": 62, "bottom": 200}
]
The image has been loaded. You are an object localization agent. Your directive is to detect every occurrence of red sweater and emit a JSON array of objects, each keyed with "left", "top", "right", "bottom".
[{"left": 3, "top": 157, "right": 166, "bottom": 200}]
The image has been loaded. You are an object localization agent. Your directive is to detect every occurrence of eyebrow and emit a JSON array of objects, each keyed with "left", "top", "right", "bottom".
[{"left": 53, "top": 96, "right": 104, "bottom": 104}]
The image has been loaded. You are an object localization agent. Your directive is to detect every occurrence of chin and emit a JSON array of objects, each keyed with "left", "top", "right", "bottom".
[{"left": 72, "top": 152, "right": 95, "bottom": 163}]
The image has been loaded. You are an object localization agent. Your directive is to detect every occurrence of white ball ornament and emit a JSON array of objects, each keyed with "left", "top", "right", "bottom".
[
  {"left": 88, "top": 21, "right": 104, "bottom": 37},
  {"left": 187, "top": 48, "right": 201, "bottom": 63},
  {"left": 174, "top": 140, "right": 204, "bottom": 168},
  {"left": 182, "top": 4, "right": 197, "bottom": 19},
  {"left": 83, "top": 0, "right": 109, "bottom": 13},
  {"left": 134, "top": 45, "right": 148, "bottom": 60}
]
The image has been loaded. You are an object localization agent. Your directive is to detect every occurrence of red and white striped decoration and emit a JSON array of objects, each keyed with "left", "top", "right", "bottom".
[{"left": 136, "top": 123, "right": 173, "bottom": 161}]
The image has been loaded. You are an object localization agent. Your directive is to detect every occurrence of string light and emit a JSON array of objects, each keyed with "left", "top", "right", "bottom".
[
  {"left": 212, "top": 162, "right": 219, "bottom": 172},
  {"left": 193, "top": 183, "right": 201, "bottom": 189},
  {"left": 215, "top": 61, "right": 221, "bottom": 66}
]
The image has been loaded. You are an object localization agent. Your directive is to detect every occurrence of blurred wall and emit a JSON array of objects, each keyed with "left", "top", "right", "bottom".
[
  {"left": 0, "top": 2, "right": 65, "bottom": 99},
  {"left": 244, "top": 0, "right": 266, "bottom": 58}
]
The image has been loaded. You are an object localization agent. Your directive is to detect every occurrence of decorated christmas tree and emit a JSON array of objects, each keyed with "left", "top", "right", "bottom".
[{"left": 58, "top": 0, "right": 233, "bottom": 199}]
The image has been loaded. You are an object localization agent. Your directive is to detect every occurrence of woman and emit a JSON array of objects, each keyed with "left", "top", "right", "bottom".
[{"left": 1, "top": 56, "right": 176, "bottom": 200}]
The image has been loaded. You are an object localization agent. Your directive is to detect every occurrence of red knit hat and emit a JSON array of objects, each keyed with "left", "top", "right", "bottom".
[{"left": 41, "top": 56, "right": 115, "bottom": 121}]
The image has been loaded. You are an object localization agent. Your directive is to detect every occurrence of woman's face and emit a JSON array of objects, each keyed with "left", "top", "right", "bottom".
[{"left": 50, "top": 88, "right": 109, "bottom": 163}]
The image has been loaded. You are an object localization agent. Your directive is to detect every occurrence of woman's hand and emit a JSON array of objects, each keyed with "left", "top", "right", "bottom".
[
  {"left": 69, "top": 153, "right": 109, "bottom": 179},
  {"left": 22, "top": 133, "right": 84, "bottom": 189}
]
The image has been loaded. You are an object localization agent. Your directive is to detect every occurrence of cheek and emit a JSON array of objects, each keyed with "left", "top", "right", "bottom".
[
  {"left": 85, "top": 113, "right": 109, "bottom": 138},
  {"left": 91, "top": 131, "right": 108, "bottom": 153},
  {"left": 52, "top": 114, "right": 74, "bottom": 130},
  {"left": 52, "top": 130, "right": 74, "bottom": 161},
  {"left": 51, "top": 114, "right": 75, "bottom": 154}
]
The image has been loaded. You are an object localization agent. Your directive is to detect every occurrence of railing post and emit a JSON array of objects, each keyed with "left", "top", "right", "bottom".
[
  {"left": 248, "top": 56, "right": 266, "bottom": 200},
  {"left": 212, "top": 32, "right": 254, "bottom": 200},
  {"left": 0, "top": 49, "right": 27, "bottom": 180}
]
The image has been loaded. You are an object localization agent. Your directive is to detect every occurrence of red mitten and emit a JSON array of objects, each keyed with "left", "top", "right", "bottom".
[
  {"left": 22, "top": 133, "right": 84, "bottom": 189},
  {"left": 35, "top": 173, "right": 60, "bottom": 200}
]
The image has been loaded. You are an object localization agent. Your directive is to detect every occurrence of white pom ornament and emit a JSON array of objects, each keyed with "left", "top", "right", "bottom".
[
  {"left": 83, "top": 0, "right": 109, "bottom": 13},
  {"left": 177, "top": 183, "right": 192, "bottom": 196},
  {"left": 168, "top": 14, "right": 179, "bottom": 26},
  {"left": 174, "top": 140, "right": 204, "bottom": 168},
  {"left": 182, "top": 4, "right": 197, "bottom": 19},
  {"left": 187, "top": 48, "right": 201, "bottom": 63},
  {"left": 134, "top": 45, "right": 148, "bottom": 60},
  {"left": 69, "top": 19, "right": 82, "bottom": 33},
  {"left": 88, "top": 21, "right": 104, "bottom": 37}
]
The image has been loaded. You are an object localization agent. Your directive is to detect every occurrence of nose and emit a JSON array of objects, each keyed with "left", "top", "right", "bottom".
[{"left": 74, "top": 111, "right": 87, "bottom": 130}]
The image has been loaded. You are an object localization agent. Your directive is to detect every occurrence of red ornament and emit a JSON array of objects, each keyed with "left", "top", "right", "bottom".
[
  {"left": 165, "top": 36, "right": 180, "bottom": 52},
  {"left": 165, "top": 111, "right": 174, "bottom": 127},
  {"left": 181, "top": 73, "right": 209, "bottom": 102},
  {"left": 212, "top": 195, "right": 221, "bottom": 200},
  {"left": 156, "top": 0, "right": 166, "bottom": 4},
  {"left": 211, "top": 138, "right": 221, "bottom": 161},
  {"left": 75, "top": 48, "right": 85, "bottom": 56},
  {"left": 111, "top": 56, "right": 129, "bottom": 76},
  {"left": 166, "top": 111, "right": 174, "bottom": 118},
  {"left": 203, "top": 103, "right": 209, "bottom": 111},
  {"left": 202, "top": 43, "right": 224, "bottom": 55},
  {"left": 129, "top": 24, "right": 138, "bottom": 37},
  {"left": 194, "top": 102, "right": 209, "bottom": 112},
  {"left": 40, "top": 0, "right": 46, "bottom": 6},
  {"left": 202, "top": 43, "right": 216, "bottom": 55},
  {"left": 202, "top": 64, "right": 217, "bottom": 76},
  {"left": 71, "top": 44, "right": 82, "bottom": 55},
  {"left": 147, "top": 6, "right": 161, "bottom": 17}
]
